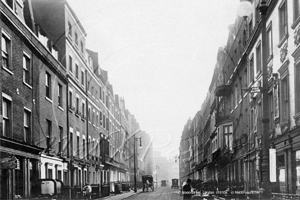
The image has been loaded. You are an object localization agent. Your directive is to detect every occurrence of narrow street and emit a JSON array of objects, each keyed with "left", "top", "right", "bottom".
[{"left": 125, "top": 187, "right": 182, "bottom": 200}]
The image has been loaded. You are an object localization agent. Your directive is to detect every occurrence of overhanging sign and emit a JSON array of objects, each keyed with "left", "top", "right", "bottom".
[
  {"left": 251, "top": 87, "right": 261, "bottom": 93},
  {"left": 0, "top": 157, "right": 17, "bottom": 169}
]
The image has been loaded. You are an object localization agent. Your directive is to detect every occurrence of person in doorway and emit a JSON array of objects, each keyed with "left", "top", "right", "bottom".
[
  {"left": 83, "top": 183, "right": 92, "bottom": 200},
  {"left": 182, "top": 179, "right": 192, "bottom": 199}
]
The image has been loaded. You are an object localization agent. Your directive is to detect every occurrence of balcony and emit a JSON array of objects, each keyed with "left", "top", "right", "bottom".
[{"left": 215, "top": 84, "right": 231, "bottom": 97}]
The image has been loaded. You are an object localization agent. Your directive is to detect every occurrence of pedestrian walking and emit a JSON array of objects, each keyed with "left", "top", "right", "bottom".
[{"left": 182, "top": 179, "right": 193, "bottom": 199}]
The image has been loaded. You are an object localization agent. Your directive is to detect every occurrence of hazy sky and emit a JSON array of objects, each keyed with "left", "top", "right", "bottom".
[{"left": 68, "top": 0, "right": 241, "bottom": 159}]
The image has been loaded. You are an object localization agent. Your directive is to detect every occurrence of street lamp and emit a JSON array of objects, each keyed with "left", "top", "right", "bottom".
[
  {"left": 237, "top": 0, "right": 270, "bottom": 198},
  {"left": 258, "top": 1, "right": 271, "bottom": 198},
  {"left": 132, "top": 129, "right": 142, "bottom": 193}
]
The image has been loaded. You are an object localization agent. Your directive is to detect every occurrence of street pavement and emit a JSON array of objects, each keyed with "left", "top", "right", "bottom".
[
  {"left": 97, "top": 188, "right": 233, "bottom": 200},
  {"left": 122, "top": 187, "right": 182, "bottom": 200},
  {"left": 96, "top": 189, "right": 143, "bottom": 200}
]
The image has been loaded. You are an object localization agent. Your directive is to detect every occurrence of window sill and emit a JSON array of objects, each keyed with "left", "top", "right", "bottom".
[
  {"left": 58, "top": 106, "right": 64, "bottom": 112},
  {"left": 2, "top": 66, "right": 14, "bottom": 75},
  {"left": 23, "top": 81, "right": 32, "bottom": 89},
  {"left": 277, "top": 34, "right": 289, "bottom": 48},
  {"left": 68, "top": 35, "right": 73, "bottom": 41},
  {"left": 45, "top": 97, "right": 53, "bottom": 103},
  {"left": 267, "top": 54, "right": 273, "bottom": 63},
  {"left": 256, "top": 71, "right": 262, "bottom": 79},
  {"left": 291, "top": 16, "right": 300, "bottom": 29}
]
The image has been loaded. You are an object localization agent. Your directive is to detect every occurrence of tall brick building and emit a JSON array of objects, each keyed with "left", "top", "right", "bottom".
[
  {"left": 1, "top": 0, "right": 153, "bottom": 199},
  {"left": 1, "top": 0, "right": 67, "bottom": 199}
]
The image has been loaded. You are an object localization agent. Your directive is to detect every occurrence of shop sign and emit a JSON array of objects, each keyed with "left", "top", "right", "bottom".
[{"left": 269, "top": 148, "right": 276, "bottom": 182}]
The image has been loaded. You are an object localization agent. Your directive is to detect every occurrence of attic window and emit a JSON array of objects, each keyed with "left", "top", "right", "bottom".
[
  {"left": 68, "top": 22, "right": 72, "bottom": 37},
  {"left": 89, "top": 57, "right": 93, "bottom": 69},
  {"left": 80, "top": 41, "right": 84, "bottom": 53},
  {"left": 75, "top": 32, "right": 78, "bottom": 46}
]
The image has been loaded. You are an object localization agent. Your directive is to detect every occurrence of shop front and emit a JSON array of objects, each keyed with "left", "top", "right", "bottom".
[
  {"left": 0, "top": 139, "right": 42, "bottom": 200},
  {"left": 272, "top": 127, "right": 300, "bottom": 197}
]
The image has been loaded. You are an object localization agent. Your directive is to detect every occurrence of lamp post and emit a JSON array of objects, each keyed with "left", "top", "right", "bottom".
[
  {"left": 133, "top": 130, "right": 142, "bottom": 193},
  {"left": 237, "top": 0, "right": 270, "bottom": 198},
  {"left": 133, "top": 134, "right": 137, "bottom": 192},
  {"left": 259, "top": 0, "right": 271, "bottom": 198}
]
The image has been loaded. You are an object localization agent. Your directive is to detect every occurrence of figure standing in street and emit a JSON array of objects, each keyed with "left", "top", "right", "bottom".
[
  {"left": 182, "top": 179, "right": 192, "bottom": 199},
  {"left": 83, "top": 183, "right": 92, "bottom": 200}
]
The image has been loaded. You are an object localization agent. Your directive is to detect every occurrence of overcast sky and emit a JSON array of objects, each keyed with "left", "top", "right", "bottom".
[{"left": 68, "top": 0, "right": 241, "bottom": 159}]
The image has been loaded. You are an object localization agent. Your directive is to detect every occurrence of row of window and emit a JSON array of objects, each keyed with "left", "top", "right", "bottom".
[
  {"left": 2, "top": 93, "right": 32, "bottom": 143},
  {"left": 68, "top": 55, "right": 121, "bottom": 124},
  {"left": 68, "top": 22, "right": 84, "bottom": 55},
  {"left": 1, "top": 30, "right": 65, "bottom": 108},
  {"left": 45, "top": 165, "right": 110, "bottom": 186},
  {"left": 68, "top": 55, "right": 85, "bottom": 86},
  {"left": 2, "top": 93, "right": 67, "bottom": 151},
  {"left": 247, "top": 0, "right": 287, "bottom": 43},
  {"left": 2, "top": 31, "right": 33, "bottom": 87},
  {"left": 210, "top": 124, "right": 233, "bottom": 153}
]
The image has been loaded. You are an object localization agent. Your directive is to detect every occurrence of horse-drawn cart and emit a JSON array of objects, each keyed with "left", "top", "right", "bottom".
[{"left": 142, "top": 175, "right": 154, "bottom": 192}]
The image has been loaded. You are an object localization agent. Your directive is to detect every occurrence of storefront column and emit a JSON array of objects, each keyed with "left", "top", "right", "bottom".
[
  {"left": 12, "top": 168, "right": 15, "bottom": 199},
  {"left": 67, "top": 163, "right": 72, "bottom": 199},
  {"left": 291, "top": 150, "right": 297, "bottom": 194},
  {"left": 287, "top": 138, "right": 293, "bottom": 193},
  {"left": 25, "top": 158, "right": 30, "bottom": 198},
  {"left": 5, "top": 169, "right": 13, "bottom": 200}
]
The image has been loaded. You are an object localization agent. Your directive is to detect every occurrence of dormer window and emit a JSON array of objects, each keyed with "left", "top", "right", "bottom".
[
  {"left": 80, "top": 41, "right": 84, "bottom": 53},
  {"left": 89, "top": 57, "right": 93, "bottom": 69},
  {"left": 75, "top": 32, "right": 78, "bottom": 46},
  {"left": 68, "top": 22, "right": 72, "bottom": 37}
]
